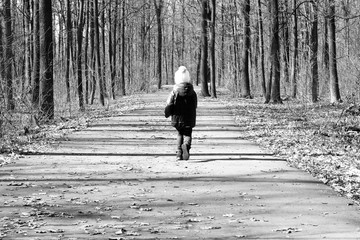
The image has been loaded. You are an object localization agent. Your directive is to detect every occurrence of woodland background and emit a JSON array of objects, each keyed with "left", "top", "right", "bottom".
[{"left": 0, "top": 0, "right": 360, "bottom": 139}]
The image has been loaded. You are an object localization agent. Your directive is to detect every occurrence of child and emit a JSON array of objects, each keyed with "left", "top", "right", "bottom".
[{"left": 165, "top": 66, "right": 197, "bottom": 160}]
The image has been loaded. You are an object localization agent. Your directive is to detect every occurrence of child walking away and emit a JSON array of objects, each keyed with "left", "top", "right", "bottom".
[{"left": 165, "top": 66, "right": 197, "bottom": 160}]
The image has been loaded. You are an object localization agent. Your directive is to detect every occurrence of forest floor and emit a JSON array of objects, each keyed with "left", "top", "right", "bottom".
[{"left": 1, "top": 86, "right": 360, "bottom": 239}]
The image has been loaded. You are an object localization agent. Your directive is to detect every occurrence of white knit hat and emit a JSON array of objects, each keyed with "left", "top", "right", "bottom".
[{"left": 174, "top": 66, "right": 191, "bottom": 84}]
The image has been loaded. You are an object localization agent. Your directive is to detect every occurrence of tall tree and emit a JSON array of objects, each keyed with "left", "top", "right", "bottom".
[
  {"left": 310, "top": 1, "right": 319, "bottom": 103},
  {"left": 4, "top": 0, "right": 14, "bottom": 110},
  {"left": 328, "top": 0, "right": 341, "bottom": 103},
  {"left": 39, "top": 0, "right": 54, "bottom": 120},
  {"left": 89, "top": 0, "right": 97, "bottom": 104},
  {"left": 200, "top": 0, "right": 210, "bottom": 97},
  {"left": 32, "top": 0, "right": 41, "bottom": 107},
  {"left": 241, "top": 0, "right": 251, "bottom": 98},
  {"left": 77, "top": 0, "right": 85, "bottom": 111},
  {"left": 268, "top": 0, "right": 282, "bottom": 103},
  {"left": 209, "top": 0, "right": 216, "bottom": 98},
  {"left": 65, "top": 0, "right": 72, "bottom": 103},
  {"left": 94, "top": 0, "right": 105, "bottom": 106},
  {"left": 257, "top": 0, "right": 266, "bottom": 97},
  {"left": 291, "top": 0, "right": 298, "bottom": 98},
  {"left": 218, "top": 0, "right": 225, "bottom": 87},
  {"left": 282, "top": 1, "right": 290, "bottom": 85},
  {"left": 154, "top": 0, "right": 163, "bottom": 89},
  {"left": 120, "top": 0, "right": 126, "bottom": 95},
  {"left": 321, "top": 6, "right": 330, "bottom": 97},
  {"left": 24, "top": 0, "right": 32, "bottom": 98},
  {"left": 84, "top": 0, "right": 90, "bottom": 104},
  {"left": 109, "top": 0, "right": 118, "bottom": 100},
  {"left": 0, "top": 15, "right": 4, "bottom": 83}
]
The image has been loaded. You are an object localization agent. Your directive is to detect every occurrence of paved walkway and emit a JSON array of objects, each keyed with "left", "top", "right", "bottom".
[{"left": 1, "top": 88, "right": 360, "bottom": 239}]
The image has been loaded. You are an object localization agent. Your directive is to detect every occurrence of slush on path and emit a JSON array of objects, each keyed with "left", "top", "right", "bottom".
[{"left": 1, "top": 88, "right": 360, "bottom": 239}]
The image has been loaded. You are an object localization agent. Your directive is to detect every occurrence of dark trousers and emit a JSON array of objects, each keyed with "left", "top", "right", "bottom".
[{"left": 176, "top": 127, "right": 192, "bottom": 151}]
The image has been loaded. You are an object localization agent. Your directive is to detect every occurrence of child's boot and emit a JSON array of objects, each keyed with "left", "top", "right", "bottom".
[
  {"left": 176, "top": 148, "right": 183, "bottom": 161},
  {"left": 182, "top": 136, "right": 191, "bottom": 160},
  {"left": 181, "top": 144, "right": 190, "bottom": 160}
]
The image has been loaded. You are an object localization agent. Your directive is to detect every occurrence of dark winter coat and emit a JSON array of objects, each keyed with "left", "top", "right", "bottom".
[{"left": 166, "top": 83, "right": 197, "bottom": 129}]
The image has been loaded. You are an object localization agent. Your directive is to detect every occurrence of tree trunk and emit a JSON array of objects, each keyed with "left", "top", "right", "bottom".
[
  {"left": 310, "top": 2, "right": 319, "bottom": 103},
  {"left": 291, "top": 0, "right": 298, "bottom": 98},
  {"left": 218, "top": 0, "right": 225, "bottom": 86},
  {"left": 24, "top": 0, "right": 32, "bottom": 99},
  {"left": 90, "top": 1, "right": 96, "bottom": 104},
  {"left": 209, "top": 0, "right": 217, "bottom": 98},
  {"left": 241, "top": 0, "right": 251, "bottom": 98},
  {"left": 112, "top": 0, "right": 118, "bottom": 98},
  {"left": 39, "top": 0, "right": 54, "bottom": 120},
  {"left": 154, "top": 0, "right": 163, "bottom": 89},
  {"left": 200, "top": 0, "right": 210, "bottom": 97},
  {"left": 77, "top": 0, "right": 85, "bottom": 111},
  {"left": 282, "top": 1, "right": 290, "bottom": 85},
  {"left": 120, "top": 0, "right": 126, "bottom": 95},
  {"left": 269, "top": 0, "right": 282, "bottom": 104},
  {"left": 321, "top": 13, "right": 330, "bottom": 98},
  {"left": 101, "top": 0, "right": 107, "bottom": 96},
  {"left": 109, "top": 1, "right": 115, "bottom": 99},
  {"left": 4, "top": 0, "right": 15, "bottom": 110},
  {"left": 32, "top": 0, "right": 41, "bottom": 107},
  {"left": 257, "top": 0, "right": 266, "bottom": 97},
  {"left": 171, "top": 1, "right": 175, "bottom": 84},
  {"left": 94, "top": 0, "right": 105, "bottom": 106},
  {"left": 65, "top": 0, "right": 72, "bottom": 103},
  {"left": 328, "top": 0, "right": 341, "bottom": 103},
  {"left": 0, "top": 18, "right": 4, "bottom": 84},
  {"left": 84, "top": 1, "right": 90, "bottom": 104}
]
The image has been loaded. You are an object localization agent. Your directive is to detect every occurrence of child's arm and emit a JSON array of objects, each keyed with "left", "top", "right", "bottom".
[{"left": 166, "top": 90, "right": 176, "bottom": 105}]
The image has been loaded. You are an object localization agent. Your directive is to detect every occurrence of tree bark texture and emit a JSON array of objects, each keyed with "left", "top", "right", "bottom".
[
  {"left": 269, "top": 0, "right": 282, "bottom": 104},
  {"left": 154, "top": 0, "right": 163, "bottom": 89},
  {"left": 200, "top": 0, "right": 210, "bottom": 97},
  {"left": 310, "top": 2, "right": 319, "bottom": 103},
  {"left": 77, "top": 0, "right": 85, "bottom": 111},
  {"left": 328, "top": 0, "right": 341, "bottom": 103},
  {"left": 257, "top": 0, "right": 266, "bottom": 97},
  {"left": 94, "top": 0, "right": 105, "bottom": 106},
  {"left": 39, "top": 0, "right": 54, "bottom": 120},
  {"left": 65, "top": 0, "right": 72, "bottom": 103},
  {"left": 4, "top": 0, "right": 15, "bottom": 110},
  {"left": 291, "top": 0, "right": 298, "bottom": 99},
  {"left": 209, "top": 0, "right": 217, "bottom": 98},
  {"left": 32, "top": 0, "right": 41, "bottom": 107},
  {"left": 241, "top": 0, "right": 251, "bottom": 98}
]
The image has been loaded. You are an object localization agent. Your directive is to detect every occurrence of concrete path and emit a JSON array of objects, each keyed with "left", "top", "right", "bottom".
[{"left": 1, "top": 88, "right": 360, "bottom": 239}]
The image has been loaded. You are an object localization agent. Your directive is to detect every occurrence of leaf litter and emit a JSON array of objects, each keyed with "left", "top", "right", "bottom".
[{"left": 228, "top": 98, "right": 360, "bottom": 204}]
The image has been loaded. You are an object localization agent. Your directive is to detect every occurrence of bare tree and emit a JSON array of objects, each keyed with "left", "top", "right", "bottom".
[
  {"left": 291, "top": 0, "right": 298, "bottom": 98},
  {"left": 77, "top": 0, "right": 85, "bottom": 111},
  {"left": 310, "top": 1, "right": 319, "bottom": 103},
  {"left": 241, "top": 0, "right": 251, "bottom": 98},
  {"left": 257, "top": 0, "right": 266, "bottom": 97},
  {"left": 39, "top": 0, "right": 54, "bottom": 120},
  {"left": 4, "top": 0, "right": 14, "bottom": 110},
  {"left": 32, "top": 0, "right": 41, "bottom": 108},
  {"left": 94, "top": 0, "right": 105, "bottom": 106},
  {"left": 154, "top": 0, "right": 163, "bottom": 89},
  {"left": 268, "top": 0, "right": 282, "bottom": 104},
  {"left": 209, "top": 0, "right": 216, "bottom": 98},
  {"left": 200, "top": 0, "right": 210, "bottom": 97},
  {"left": 328, "top": 0, "right": 341, "bottom": 103},
  {"left": 120, "top": 0, "right": 126, "bottom": 95},
  {"left": 65, "top": 0, "right": 72, "bottom": 103}
]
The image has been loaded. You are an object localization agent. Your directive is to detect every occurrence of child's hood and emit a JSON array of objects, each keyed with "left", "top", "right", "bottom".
[{"left": 174, "top": 82, "right": 194, "bottom": 97}]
